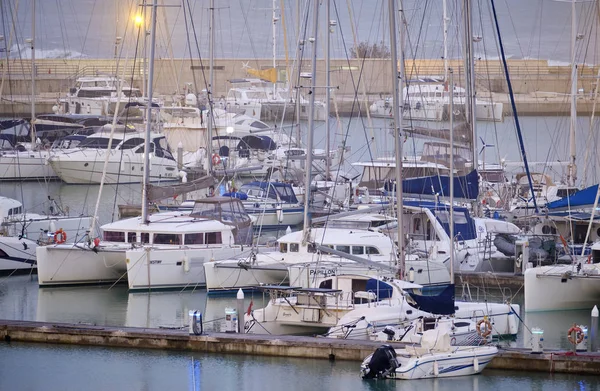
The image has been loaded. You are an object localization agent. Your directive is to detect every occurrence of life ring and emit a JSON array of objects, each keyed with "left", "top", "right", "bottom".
[
  {"left": 476, "top": 318, "right": 492, "bottom": 338},
  {"left": 54, "top": 229, "right": 67, "bottom": 244},
  {"left": 567, "top": 325, "right": 584, "bottom": 345},
  {"left": 211, "top": 153, "right": 221, "bottom": 165}
]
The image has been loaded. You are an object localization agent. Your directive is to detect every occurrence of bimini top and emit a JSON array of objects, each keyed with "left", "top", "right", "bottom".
[{"left": 240, "top": 181, "right": 298, "bottom": 204}]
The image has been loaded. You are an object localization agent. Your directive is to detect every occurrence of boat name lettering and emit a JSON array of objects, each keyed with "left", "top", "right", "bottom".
[
  {"left": 149, "top": 260, "right": 162, "bottom": 264},
  {"left": 309, "top": 269, "right": 336, "bottom": 276}
]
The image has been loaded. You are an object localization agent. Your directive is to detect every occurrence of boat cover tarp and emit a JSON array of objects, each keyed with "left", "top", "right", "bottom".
[
  {"left": 407, "top": 283, "right": 455, "bottom": 315},
  {"left": 237, "top": 135, "right": 277, "bottom": 151},
  {"left": 386, "top": 169, "right": 479, "bottom": 200},
  {"left": 222, "top": 192, "right": 249, "bottom": 200},
  {"left": 546, "top": 184, "right": 599, "bottom": 210}
]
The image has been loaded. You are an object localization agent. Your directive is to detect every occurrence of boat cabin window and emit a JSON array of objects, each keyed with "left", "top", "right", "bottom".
[
  {"left": 250, "top": 121, "right": 269, "bottom": 129},
  {"left": 352, "top": 246, "right": 364, "bottom": 255},
  {"left": 135, "top": 143, "right": 154, "bottom": 154},
  {"left": 141, "top": 233, "right": 150, "bottom": 244},
  {"left": 153, "top": 233, "right": 181, "bottom": 245},
  {"left": 119, "top": 138, "right": 145, "bottom": 150},
  {"left": 319, "top": 279, "right": 333, "bottom": 289},
  {"left": 185, "top": 233, "right": 204, "bottom": 245},
  {"left": 79, "top": 137, "right": 120, "bottom": 149},
  {"left": 336, "top": 245, "right": 350, "bottom": 254},
  {"left": 8, "top": 206, "right": 22, "bottom": 216},
  {"left": 289, "top": 243, "right": 299, "bottom": 252},
  {"left": 366, "top": 246, "right": 380, "bottom": 255},
  {"left": 280, "top": 243, "right": 288, "bottom": 253},
  {"left": 127, "top": 232, "right": 137, "bottom": 243},
  {"left": 556, "top": 188, "right": 579, "bottom": 198},
  {"left": 206, "top": 232, "right": 222, "bottom": 244},
  {"left": 104, "top": 231, "right": 125, "bottom": 242}
]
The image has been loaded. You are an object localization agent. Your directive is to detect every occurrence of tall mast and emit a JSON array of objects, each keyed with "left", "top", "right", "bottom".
[
  {"left": 568, "top": 0, "right": 577, "bottom": 186},
  {"left": 301, "top": 0, "right": 319, "bottom": 243},
  {"left": 30, "top": 0, "right": 36, "bottom": 143},
  {"left": 207, "top": 0, "right": 215, "bottom": 173},
  {"left": 141, "top": 0, "right": 158, "bottom": 225},
  {"left": 443, "top": 0, "right": 448, "bottom": 82},
  {"left": 272, "top": 0, "right": 278, "bottom": 97},
  {"left": 325, "top": 0, "right": 331, "bottom": 180},
  {"left": 141, "top": 0, "right": 147, "bottom": 98},
  {"left": 449, "top": 68, "right": 455, "bottom": 284},
  {"left": 462, "top": 0, "right": 477, "bottom": 168},
  {"left": 389, "top": 0, "right": 405, "bottom": 276}
]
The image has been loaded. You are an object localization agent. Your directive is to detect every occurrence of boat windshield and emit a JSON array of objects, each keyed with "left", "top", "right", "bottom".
[{"left": 190, "top": 198, "right": 253, "bottom": 245}]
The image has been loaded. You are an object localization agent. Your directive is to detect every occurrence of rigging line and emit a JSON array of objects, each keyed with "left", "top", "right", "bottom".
[
  {"left": 490, "top": 0, "right": 538, "bottom": 213},
  {"left": 344, "top": 0, "right": 376, "bottom": 153},
  {"left": 76, "top": 0, "right": 99, "bottom": 70},
  {"left": 182, "top": 0, "right": 199, "bottom": 94},
  {"left": 332, "top": 0, "right": 379, "bottom": 189},
  {"left": 235, "top": 0, "right": 261, "bottom": 69}
]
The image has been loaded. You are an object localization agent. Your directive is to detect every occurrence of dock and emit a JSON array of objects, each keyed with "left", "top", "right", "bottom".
[{"left": 1, "top": 319, "right": 599, "bottom": 375}]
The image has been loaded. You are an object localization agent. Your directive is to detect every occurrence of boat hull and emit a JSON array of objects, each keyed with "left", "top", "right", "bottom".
[
  {"left": 126, "top": 246, "right": 253, "bottom": 290},
  {"left": 0, "top": 152, "right": 57, "bottom": 181},
  {"left": 36, "top": 245, "right": 128, "bottom": 286},
  {"left": 524, "top": 264, "right": 600, "bottom": 311},
  {"left": 49, "top": 152, "right": 180, "bottom": 184}
]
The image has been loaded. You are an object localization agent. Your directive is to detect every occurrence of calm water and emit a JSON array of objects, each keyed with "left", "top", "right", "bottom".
[
  {"left": 0, "top": 275, "right": 599, "bottom": 390},
  {"left": 1, "top": 341, "right": 599, "bottom": 391}
]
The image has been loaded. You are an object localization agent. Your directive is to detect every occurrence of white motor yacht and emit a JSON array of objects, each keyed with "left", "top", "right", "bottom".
[
  {"left": 370, "top": 82, "right": 503, "bottom": 122},
  {"left": 48, "top": 124, "right": 181, "bottom": 184}
]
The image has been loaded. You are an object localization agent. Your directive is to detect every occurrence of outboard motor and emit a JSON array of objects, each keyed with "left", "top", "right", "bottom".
[{"left": 361, "top": 345, "right": 398, "bottom": 379}]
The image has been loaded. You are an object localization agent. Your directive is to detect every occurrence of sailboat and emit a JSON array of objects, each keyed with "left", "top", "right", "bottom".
[{"left": 523, "top": 0, "right": 600, "bottom": 312}]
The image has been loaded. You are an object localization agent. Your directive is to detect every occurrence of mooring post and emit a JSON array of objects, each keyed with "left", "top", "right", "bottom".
[
  {"left": 237, "top": 288, "right": 245, "bottom": 334},
  {"left": 591, "top": 305, "right": 599, "bottom": 352}
]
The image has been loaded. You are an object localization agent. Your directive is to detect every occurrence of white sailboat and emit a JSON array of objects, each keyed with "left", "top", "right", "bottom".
[{"left": 523, "top": 0, "right": 600, "bottom": 312}]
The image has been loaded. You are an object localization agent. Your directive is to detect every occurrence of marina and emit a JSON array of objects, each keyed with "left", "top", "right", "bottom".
[{"left": 2, "top": 0, "right": 600, "bottom": 388}]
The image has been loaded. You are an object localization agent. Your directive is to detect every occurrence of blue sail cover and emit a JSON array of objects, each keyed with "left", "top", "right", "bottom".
[
  {"left": 407, "top": 284, "right": 455, "bottom": 315},
  {"left": 386, "top": 170, "right": 479, "bottom": 200},
  {"left": 547, "top": 184, "right": 599, "bottom": 210}
]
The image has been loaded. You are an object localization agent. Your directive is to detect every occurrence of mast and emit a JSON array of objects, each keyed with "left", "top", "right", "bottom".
[
  {"left": 301, "top": 0, "right": 319, "bottom": 243},
  {"left": 449, "top": 67, "right": 455, "bottom": 284},
  {"left": 272, "top": 0, "right": 278, "bottom": 97},
  {"left": 141, "top": 0, "right": 158, "bottom": 225},
  {"left": 207, "top": 0, "right": 215, "bottom": 173},
  {"left": 325, "top": 0, "right": 331, "bottom": 180},
  {"left": 141, "top": 0, "right": 147, "bottom": 98},
  {"left": 568, "top": 0, "right": 577, "bottom": 187},
  {"left": 490, "top": 0, "right": 538, "bottom": 212},
  {"left": 30, "top": 0, "right": 36, "bottom": 144},
  {"left": 462, "top": 0, "right": 477, "bottom": 168},
  {"left": 443, "top": 0, "right": 448, "bottom": 82},
  {"left": 389, "top": 0, "right": 405, "bottom": 276}
]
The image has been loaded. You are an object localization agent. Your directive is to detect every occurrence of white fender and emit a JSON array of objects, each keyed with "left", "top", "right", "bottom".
[
  {"left": 183, "top": 256, "right": 190, "bottom": 273},
  {"left": 276, "top": 206, "right": 284, "bottom": 223},
  {"left": 473, "top": 357, "right": 479, "bottom": 372},
  {"left": 433, "top": 361, "right": 439, "bottom": 376}
]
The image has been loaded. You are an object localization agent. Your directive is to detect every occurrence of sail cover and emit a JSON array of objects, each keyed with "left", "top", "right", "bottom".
[
  {"left": 387, "top": 169, "right": 479, "bottom": 200},
  {"left": 546, "top": 184, "right": 599, "bottom": 210},
  {"left": 407, "top": 284, "right": 455, "bottom": 315}
]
